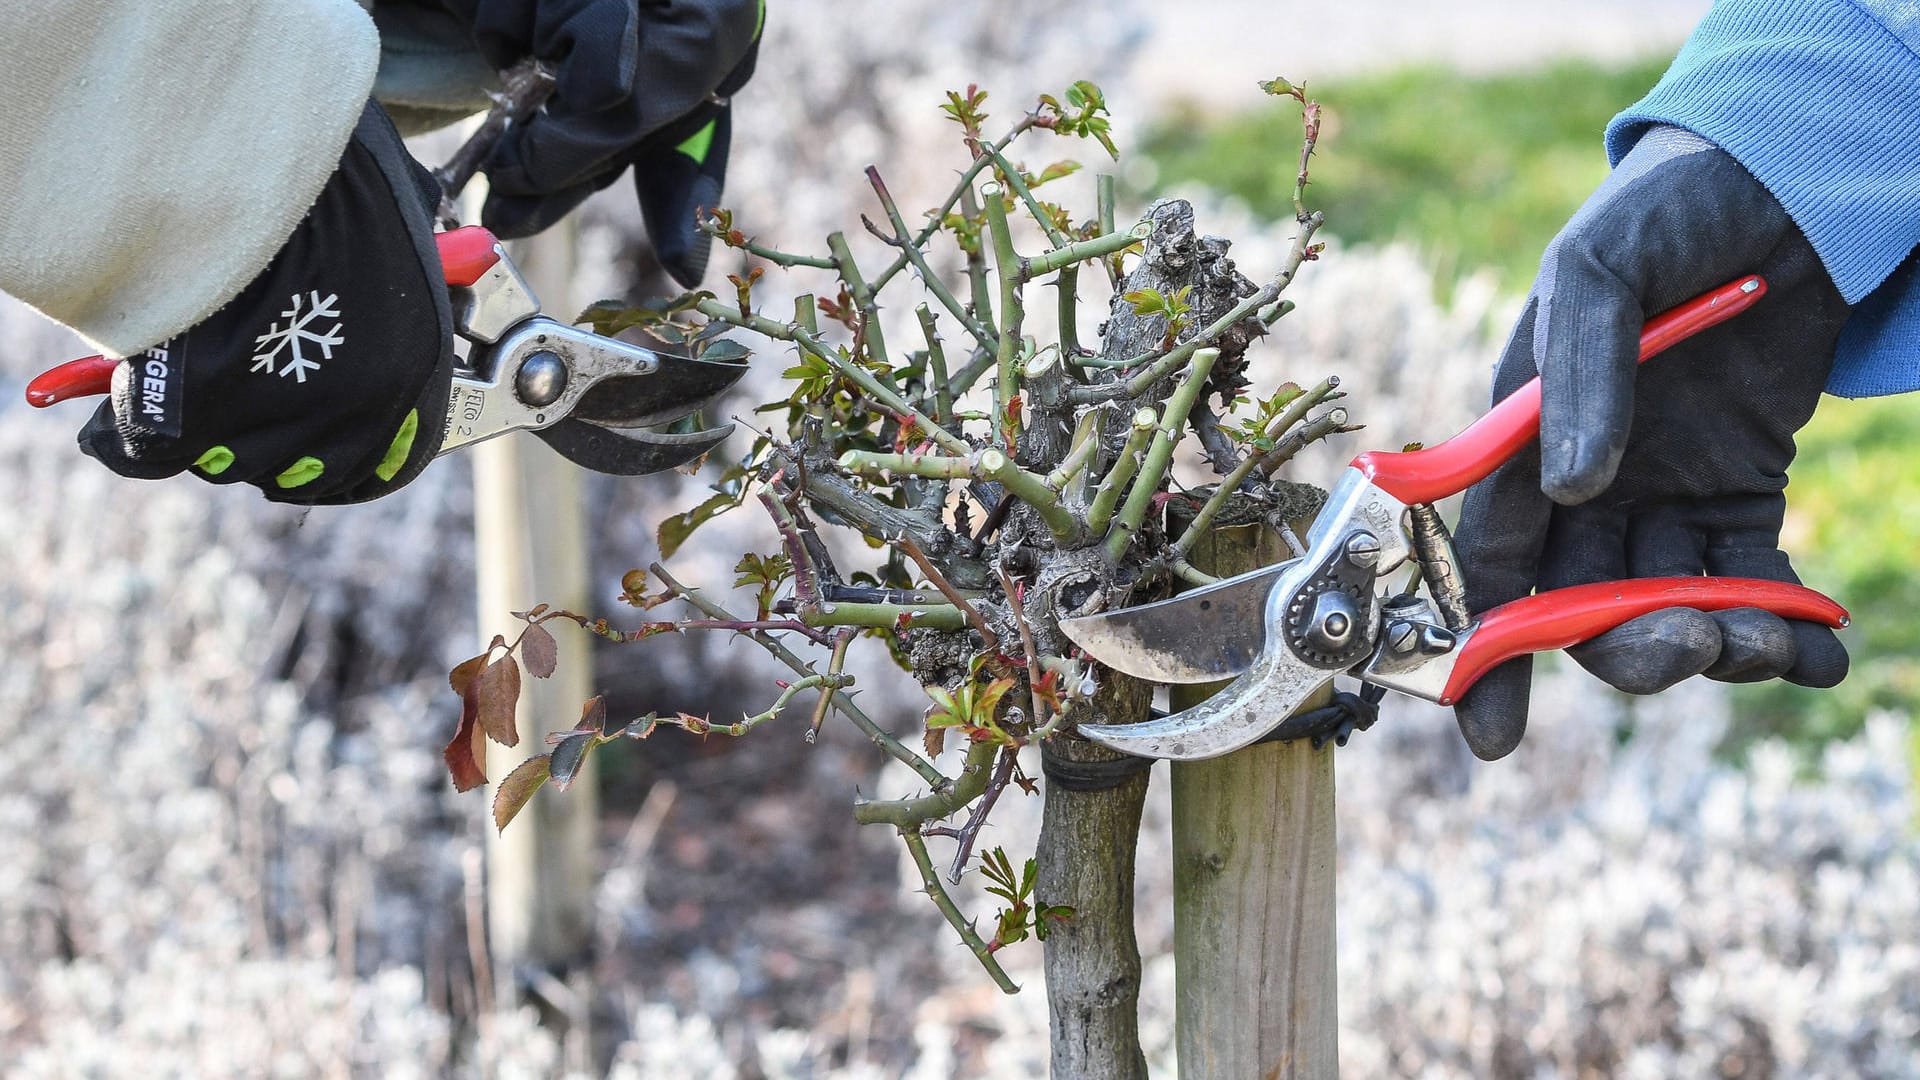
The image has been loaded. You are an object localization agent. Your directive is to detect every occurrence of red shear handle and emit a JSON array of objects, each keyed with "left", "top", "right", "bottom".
[
  {"left": 1437, "top": 576, "right": 1849, "bottom": 706},
  {"left": 437, "top": 225, "right": 503, "bottom": 287},
  {"left": 25, "top": 355, "right": 118, "bottom": 407},
  {"left": 1354, "top": 275, "right": 1768, "bottom": 505}
]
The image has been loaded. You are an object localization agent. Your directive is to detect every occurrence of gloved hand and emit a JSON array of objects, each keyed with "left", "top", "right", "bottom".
[
  {"left": 1451, "top": 125, "right": 1851, "bottom": 760},
  {"left": 452, "top": 0, "right": 763, "bottom": 286},
  {"left": 79, "top": 103, "right": 454, "bottom": 506}
]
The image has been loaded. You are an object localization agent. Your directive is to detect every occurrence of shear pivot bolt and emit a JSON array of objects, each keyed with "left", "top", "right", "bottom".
[
  {"left": 1387, "top": 620, "right": 1419, "bottom": 654},
  {"left": 1301, "top": 590, "right": 1360, "bottom": 656},
  {"left": 1345, "top": 531, "right": 1381, "bottom": 569},
  {"left": 515, "top": 350, "right": 568, "bottom": 407}
]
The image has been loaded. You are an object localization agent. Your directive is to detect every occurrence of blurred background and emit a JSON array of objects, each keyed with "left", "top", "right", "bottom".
[{"left": 4, "top": 0, "right": 1917, "bottom": 1076}]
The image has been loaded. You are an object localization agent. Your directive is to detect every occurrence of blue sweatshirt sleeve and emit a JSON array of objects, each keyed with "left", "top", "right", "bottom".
[{"left": 1606, "top": 0, "right": 1920, "bottom": 398}]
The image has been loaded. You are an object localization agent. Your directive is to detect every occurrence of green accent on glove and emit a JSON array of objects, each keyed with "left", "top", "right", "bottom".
[
  {"left": 376, "top": 409, "right": 420, "bottom": 482},
  {"left": 275, "top": 456, "right": 326, "bottom": 489},
  {"left": 194, "top": 445, "right": 235, "bottom": 476},
  {"left": 676, "top": 118, "right": 718, "bottom": 165},
  {"left": 754, "top": 0, "right": 766, "bottom": 39}
]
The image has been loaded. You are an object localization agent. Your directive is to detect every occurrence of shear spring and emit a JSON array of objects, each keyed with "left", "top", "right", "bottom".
[{"left": 1408, "top": 502, "right": 1472, "bottom": 632}]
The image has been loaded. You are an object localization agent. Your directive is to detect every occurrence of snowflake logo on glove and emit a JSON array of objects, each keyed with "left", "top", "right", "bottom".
[{"left": 250, "top": 291, "right": 345, "bottom": 384}]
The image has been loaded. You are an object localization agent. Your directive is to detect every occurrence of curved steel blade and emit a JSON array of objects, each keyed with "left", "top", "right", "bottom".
[
  {"left": 534, "top": 418, "right": 733, "bottom": 475},
  {"left": 1057, "top": 560, "right": 1296, "bottom": 683},
  {"left": 1077, "top": 581, "right": 1330, "bottom": 760},
  {"left": 568, "top": 355, "right": 748, "bottom": 428}
]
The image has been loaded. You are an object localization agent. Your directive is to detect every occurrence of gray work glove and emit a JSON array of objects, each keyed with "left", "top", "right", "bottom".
[{"left": 1450, "top": 126, "right": 1851, "bottom": 761}]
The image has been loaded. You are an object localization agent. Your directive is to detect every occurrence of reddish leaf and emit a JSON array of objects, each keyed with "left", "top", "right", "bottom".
[
  {"left": 578, "top": 695, "right": 609, "bottom": 735},
  {"left": 1032, "top": 669, "right": 1065, "bottom": 713},
  {"left": 619, "top": 568, "right": 652, "bottom": 607},
  {"left": 476, "top": 655, "right": 522, "bottom": 747},
  {"left": 548, "top": 732, "right": 595, "bottom": 791},
  {"left": 521, "top": 623, "right": 558, "bottom": 679},
  {"left": 443, "top": 692, "right": 487, "bottom": 792},
  {"left": 492, "top": 754, "right": 551, "bottom": 832},
  {"left": 449, "top": 652, "right": 487, "bottom": 697}
]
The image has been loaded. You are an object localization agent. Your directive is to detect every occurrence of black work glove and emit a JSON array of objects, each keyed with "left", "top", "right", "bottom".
[
  {"left": 1450, "top": 125, "right": 1851, "bottom": 761},
  {"left": 452, "top": 0, "right": 762, "bottom": 286},
  {"left": 80, "top": 103, "right": 454, "bottom": 506}
]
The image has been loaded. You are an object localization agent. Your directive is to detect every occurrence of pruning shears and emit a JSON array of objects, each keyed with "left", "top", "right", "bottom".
[
  {"left": 25, "top": 225, "right": 744, "bottom": 476},
  {"left": 1058, "top": 275, "right": 1850, "bottom": 760}
]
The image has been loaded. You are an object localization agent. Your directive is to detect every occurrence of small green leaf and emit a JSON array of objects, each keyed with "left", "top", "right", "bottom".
[
  {"left": 573, "top": 300, "right": 662, "bottom": 337},
  {"left": 696, "top": 338, "right": 752, "bottom": 364},
  {"left": 973, "top": 677, "right": 1018, "bottom": 726},
  {"left": 607, "top": 711, "right": 655, "bottom": 740},
  {"left": 492, "top": 754, "right": 551, "bottom": 832},
  {"left": 1035, "top": 903, "right": 1076, "bottom": 940},
  {"left": 1122, "top": 288, "right": 1169, "bottom": 318},
  {"left": 1028, "top": 160, "right": 1082, "bottom": 188},
  {"left": 548, "top": 731, "right": 596, "bottom": 791},
  {"left": 658, "top": 490, "right": 746, "bottom": 560},
  {"left": 732, "top": 551, "right": 795, "bottom": 590}
]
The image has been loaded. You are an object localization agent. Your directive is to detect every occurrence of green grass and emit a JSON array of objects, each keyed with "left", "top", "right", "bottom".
[
  {"left": 1727, "top": 396, "right": 1920, "bottom": 756},
  {"left": 1142, "top": 58, "right": 1920, "bottom": 757},
  {"left": 1143, "top": 57, "right": 1672, "bottom": 293}
]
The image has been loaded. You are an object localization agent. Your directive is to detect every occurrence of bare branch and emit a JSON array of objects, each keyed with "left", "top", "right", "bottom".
[
  {"left": 1105, "top": 348, "right": 1223, "bottom": 562},
  {"left": 856, "top": 739, "right": 995, "bottom": 827},
  {"left": 434, "top": 59, "right": 556, "bottom": 223},
  {"left": 902, "top": 824, "right": 1020, "bottom": 994},
  {"left": 1171, "top": 377, "right": 1343, "bottom": 559},
  {"left": 868, "top": 168, "right": 998, "bottom": 347},
  {"left": 870, "top": 114, "right": 1040, "bottom": 294},
  {"left": 947, "top": 746, "right": 1020, "bottom": 883},
  {"left": 981, "top": 184, "right": 1025, "bottom": 449},
  {"left": 653, "top": 564, "right": 950, "bottom": 790},
  {"left": 996, "top": 564, "right": 1051, "bottom": 739}
]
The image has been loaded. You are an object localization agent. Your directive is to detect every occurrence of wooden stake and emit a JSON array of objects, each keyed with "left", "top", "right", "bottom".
[
  {"left": 1171, "top": 523, "right": 1338, "bottom": 1078},
  {"left": 476, "top": 219, "right": 600, "bottom": 987}
]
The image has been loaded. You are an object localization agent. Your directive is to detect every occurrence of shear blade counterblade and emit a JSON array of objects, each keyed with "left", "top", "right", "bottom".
[
  {"left": 534, "top": 418, "right": 733, "bottom": 475},
  {"left": 1078, "top": 654, "right": 1312, "bottom": 761},
  {"left": 1080, "top": 568, "right": 1338, "bottom": 761},
  {"left": 1058, "top": 560, "right": 1296, "bottom": 683},
  {"left": 568, "top": 355, "right": 748, "bottom": 428}
]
